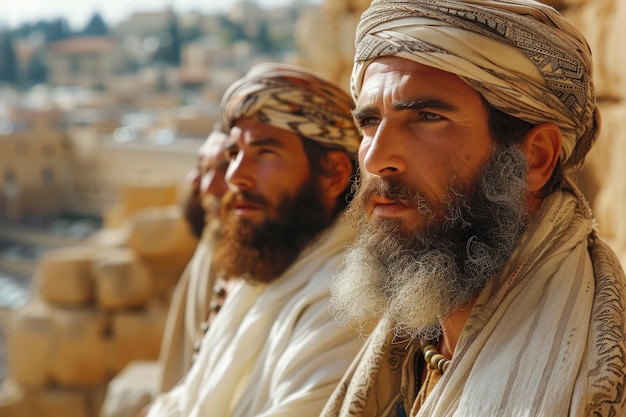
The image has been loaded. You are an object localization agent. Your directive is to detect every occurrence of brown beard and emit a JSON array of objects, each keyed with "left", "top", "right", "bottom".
[
  {"left": 330, "top": 145, "right": 530, "bottom": 340},
  {"left": 213, "top": 174, "right": 332, "bottom": 284},
  {"left": 183, "top": 190, "right": 205, "bottom": 239}
]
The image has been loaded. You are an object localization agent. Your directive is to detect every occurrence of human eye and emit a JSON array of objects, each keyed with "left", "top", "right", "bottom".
[
  {"left": 355, "top": 116, "right": 380, "bottom": 130},
  {"left": 352, "top": 107, "right": 380, "bottom": 133},
  {"left": 258, "top": 146, "right": 277, "bottom": 155},
  {"left": 353, "top": 115, "right": 381, "bottom": 137},
  {"left": 225, "top": 147, "right": 239, "bottom": 161},
  {"left": 421, "top": 111, "right": 444, "bottom": 121}
]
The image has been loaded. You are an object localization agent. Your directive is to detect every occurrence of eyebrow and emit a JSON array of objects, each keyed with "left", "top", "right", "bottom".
[
  {"left": 393, "top": 98, "right": 458, "bottom": 112},
  {"left": 351, "top": 106, "right": 378, "bottom": 123},
  {"left": 352, "top": 97, "right": 459, "bottom": 121},
  {"left": 225, "top": 136, "right": 284, "bottom": 152}
]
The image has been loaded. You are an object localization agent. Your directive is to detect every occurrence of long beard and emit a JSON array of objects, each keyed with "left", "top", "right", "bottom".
[
  {"left": 330, "top": 145, "right": 530, "bottom": 340},
  {"left": 213, "top": 176, "right": 331, "bottom": 284}
]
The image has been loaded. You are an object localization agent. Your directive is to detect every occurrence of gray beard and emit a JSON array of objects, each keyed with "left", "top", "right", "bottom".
[{"left": 330, "top": 145, "right": 530, "bottom": 341}]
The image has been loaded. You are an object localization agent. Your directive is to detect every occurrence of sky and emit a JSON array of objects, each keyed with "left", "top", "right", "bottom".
[{"left": 1, "top": 0, "right": 319, "bottom": 30}]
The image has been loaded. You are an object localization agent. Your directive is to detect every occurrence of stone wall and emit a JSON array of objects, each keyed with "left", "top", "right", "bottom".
[
  {"left": 295, "top": 0, "right": 626, "bottom": 263},
  {"left": 0, "top": 195, "right": 198, "bottom": 416}
]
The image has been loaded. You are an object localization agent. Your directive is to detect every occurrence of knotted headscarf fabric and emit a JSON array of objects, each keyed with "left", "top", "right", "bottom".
[
  {"left": 352, "top": 0, "right": 600, "bottom": 169},
  {"left": 221, "top": 63, "right": 361, "bottom": 158}
]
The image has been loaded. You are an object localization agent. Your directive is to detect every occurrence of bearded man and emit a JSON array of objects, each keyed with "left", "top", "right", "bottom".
[
  {"left": 157, "top": 125, "right": 232, "bottom": 393},
  {"left": 145, "top": 63, "right": 364, "bottom": 417},
  {"left": 101, "top": 127, "right": 232, "bottom": 417},
  {"left": 323, "top": 1, "right": 626, "bottom": 416}
]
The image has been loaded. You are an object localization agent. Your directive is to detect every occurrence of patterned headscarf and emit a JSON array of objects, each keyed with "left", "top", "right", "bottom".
[
  {"left": 352, "top": 0, "right": 600, "bottom": 169},
  {"left": 220, "top": 63, "right": 361, "bottom": 158}
]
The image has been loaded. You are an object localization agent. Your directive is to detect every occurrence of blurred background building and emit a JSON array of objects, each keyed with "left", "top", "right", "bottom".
[
  {"left": 0, "top": 0, "right": 624, "bottom": 415},
  {"left": 0, "top": 0, "right": 319, "bottom": 288}
]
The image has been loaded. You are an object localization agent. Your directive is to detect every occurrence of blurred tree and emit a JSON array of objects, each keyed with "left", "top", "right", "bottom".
[
  {"left": 14, "top": 19, "right": 73, "bottom": 43},
  {"left": 25, "top": 50, "right": 48, "bottom": 86},
  {"left": 255, "top": 21, "right": 272, "bottom": 53},
  {"left": 154, "top": 14, "right": 181, "bottom": 66},
  {"left": 218, "top": 16, "right": 246, "bottom": 44},
  {"left": 182, "top": 24, "right": 202, "bottom": 44},
  {"left": 0, "top": 31, "right": 18, "bottom": 84},
  {"left": 82, "top": 12, "right": 109, "bottom": 36},
  {"left": 45, "top": 18, "right": 72, "bottom": 42}
]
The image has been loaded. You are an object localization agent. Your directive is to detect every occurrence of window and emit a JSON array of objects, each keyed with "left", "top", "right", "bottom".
[{"left": 42, "top": 167, "right": 54, "bottom": 183}]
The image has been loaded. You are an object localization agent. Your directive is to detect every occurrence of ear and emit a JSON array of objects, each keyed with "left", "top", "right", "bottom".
[
  {"left": 518, "top": 122, "right": 561, "bottom": 195},
  {"left": 320, "top": 150, "right": 354, "bottom": 201}
]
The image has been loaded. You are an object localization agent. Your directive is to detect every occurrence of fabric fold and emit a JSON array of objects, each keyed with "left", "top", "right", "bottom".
[
  {"left": 322, "top": 181, "right": 626, "bottom": 417},
  {"left": 149, "top": 215, "right": 365, "bottom": 417}
]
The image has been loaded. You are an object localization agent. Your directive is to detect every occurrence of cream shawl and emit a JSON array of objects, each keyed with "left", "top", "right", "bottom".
[
  {"left": 148, "top": 216, "right": 365, "bottom": 417},
  {"left": 157, "top": 228, "right": 217, "bottom": 393},
  {"left": 322, "top": 182, "right": 626, "bottom": 416}
]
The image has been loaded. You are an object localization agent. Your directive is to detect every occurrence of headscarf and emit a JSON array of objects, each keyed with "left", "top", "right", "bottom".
[
  {"left": 220, "top": 63, "right": 361, "bottom": 158},
  {"left": 352, "top": 0, "right": 600, "bottom": 169}
]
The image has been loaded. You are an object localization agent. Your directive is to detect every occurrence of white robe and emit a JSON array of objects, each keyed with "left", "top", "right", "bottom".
[
  {"left": 157, "top": 228, "right": 217, "bottom": 393},
  {"left": 148, "top": 215, "right": 365, "bottom": 417}
]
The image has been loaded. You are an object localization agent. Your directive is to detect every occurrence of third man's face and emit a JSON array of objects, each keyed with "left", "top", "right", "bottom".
[
  {"left": 198, "top": 130, "right": 230, "bottom": 219},
  {"left": 353, "top": 56, "right": 497, "bottom": 231}
]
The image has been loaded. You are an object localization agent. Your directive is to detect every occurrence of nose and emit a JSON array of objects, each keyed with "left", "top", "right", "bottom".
[
  {"left": 187, "top": 168, "right": 201, "bottom": 191},
  {"left": 225, "top": 152, "right": 255, "bottom": 191},
  {"left": 200, "top": 168, "right": 228, "bottom": 199},
  {"left": 360, "top": 122, "right": 407, "bottom": 177}
]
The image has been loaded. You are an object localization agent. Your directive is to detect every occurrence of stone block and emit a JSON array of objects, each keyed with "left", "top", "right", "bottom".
[
  {"left": 37, "top": 247, "right": 95, "bottom": 307},
  {"left": 92, "top": 249, "right": 153, "bottom": 310},
  {"left": 108, "top": 304, "right": 167, "bottom": 375},
  {"left": 0, "top": 379, "right": 30, "bottom": 417},
  {"left": 49, "top": 308, "right": 109, "bottom": 388},
  {"left": 119, "top": 184, "right": 179, "bottom": 220},
  {"left": 127, "top": 206, "right": 197, "bottom": 268},
  {"left": 6, "top": 301, "right": 53, "bottom": 388},
  {"left": 3, "top": 384, "right": 97, "bottom": 417}
]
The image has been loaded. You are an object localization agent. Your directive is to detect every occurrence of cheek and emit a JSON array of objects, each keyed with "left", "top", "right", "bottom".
[
  {"left": 357, "top": 143, "right": 372, "bottom": 171},
  {"left": 457, "top": 144, "right": 494, "bottom": 178}
]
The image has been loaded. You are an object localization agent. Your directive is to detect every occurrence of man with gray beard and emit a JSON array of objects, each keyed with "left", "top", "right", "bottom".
[
  {"left": 323, "top": 1, "right": 626, "bottom": 416},
  {"left": 333, "top": 144, "right": 529, "bottom": 342}
]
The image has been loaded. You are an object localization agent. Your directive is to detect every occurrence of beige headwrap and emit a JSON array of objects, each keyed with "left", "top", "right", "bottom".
[
  {"left": 221, "top": 63, "right": 361, "bottom": 158},
  {"left": 352, "top": 0, "right": 600, "bottom": 169}
]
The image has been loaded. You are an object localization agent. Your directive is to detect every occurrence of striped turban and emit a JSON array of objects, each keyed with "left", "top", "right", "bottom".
[
  {"left": 220, "top": 63, "right": 361, "bottom": 158},
  {"left": 352, "top": 0, "right": 599, "bottom": 169}
]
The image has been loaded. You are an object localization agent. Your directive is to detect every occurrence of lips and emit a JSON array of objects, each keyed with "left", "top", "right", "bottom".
[
  {"left": 370, "top": 195, "right": 413, "bottom": 217},
  {"left": 224, "top": 191, "right": 267, "bottom": 217},
  {"left": 232, "top": 201, "right": 261, "bottom": 213},
  {"left": 371, "top": 195, "right": 396, "bottom": 205}
]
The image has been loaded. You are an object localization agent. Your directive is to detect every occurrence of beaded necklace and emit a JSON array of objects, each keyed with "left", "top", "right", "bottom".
[
  {"left": 191, "top": 279, "right": 230, "bottom": 362},
  {"left": 419, "top": 339, "right": 451, "bottom": 374}
]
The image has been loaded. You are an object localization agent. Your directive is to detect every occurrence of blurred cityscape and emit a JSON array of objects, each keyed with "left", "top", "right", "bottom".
[
  {"left": 0, "top": 5, "right": 323, "bottom": 410},
  {"left": 0, "top": 0, "right": 320, "bottom": 306}
]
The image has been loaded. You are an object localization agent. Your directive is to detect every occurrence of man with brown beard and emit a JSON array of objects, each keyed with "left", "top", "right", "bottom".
[
  {"left": 322, "top": 1, "right": 626, "bottom": 417},
  {"left": 145, "top": 63, "right": 364, "bottom": 417}
]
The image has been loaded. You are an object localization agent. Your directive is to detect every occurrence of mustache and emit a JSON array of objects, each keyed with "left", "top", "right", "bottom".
[
  {"left": 354, "top": 176, "right": 432, "bottom": 210},
  {"left": 223, "top": 190, "right": 269, "bottom": 211}
]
